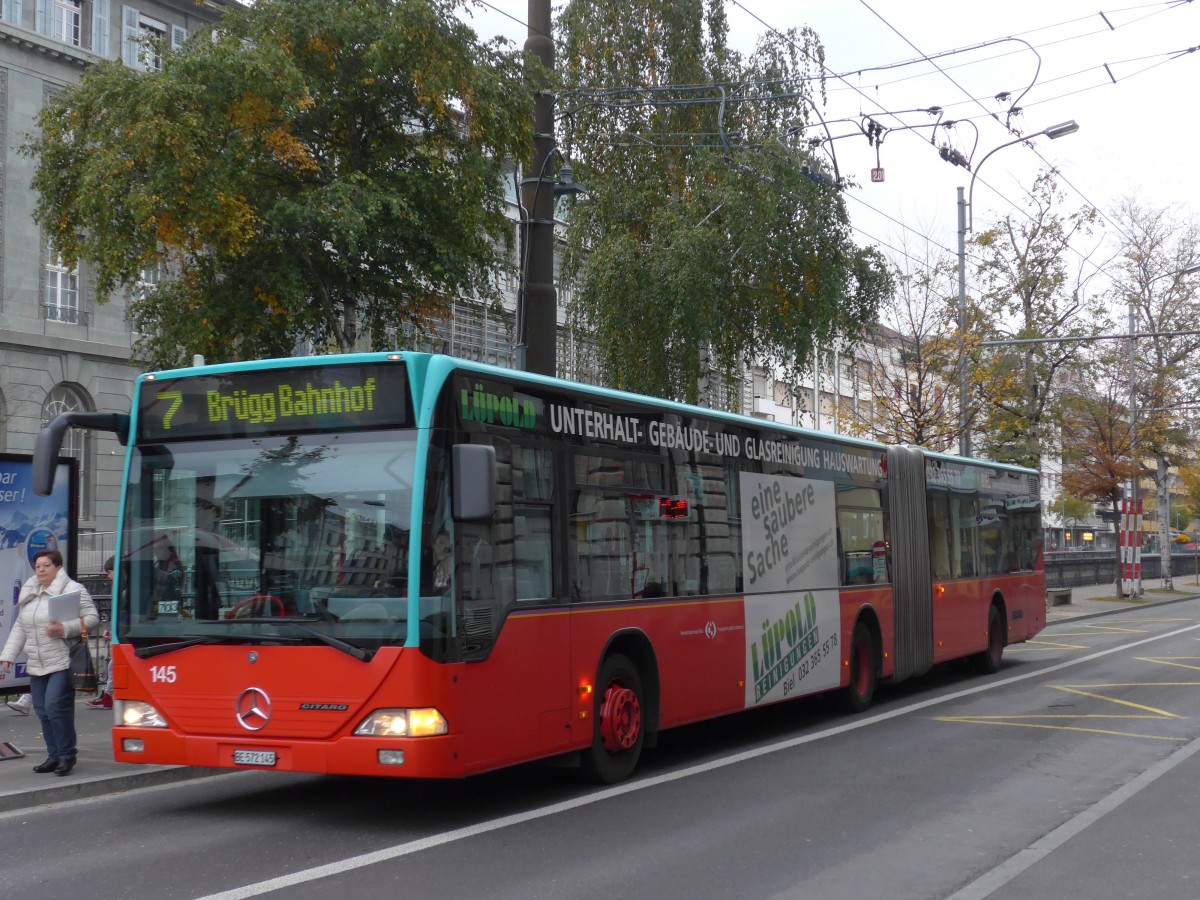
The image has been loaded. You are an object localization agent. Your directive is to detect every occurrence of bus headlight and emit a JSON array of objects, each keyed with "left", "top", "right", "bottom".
[
  {"left": 117, "top": 700, "right": 168, "bottom": 728},
  {"left": 354, "top": 708, "right": 448, "bottom": 737}
]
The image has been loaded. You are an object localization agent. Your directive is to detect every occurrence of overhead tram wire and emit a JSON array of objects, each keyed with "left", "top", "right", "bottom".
[
  {"left": 839, "top": 41, "right": 1196, "bottom": 104},
  {"left": 570, "top": 119, "right": 993, "bottom": 292},
  {"left": 851, "top": 2, "right": 1144, "bottom": 281},
  {"left": 474, "top": 0, "right": 548, "bottom": 39},
  {"left": 843, "top": 192, "right": 992, "bottom": 284},
  {"left": 728, "top": 0, "right": 1053, "bottom": 284},
  {"left": 728, "top": 0, "right": 1034, "bottom": 215},
  {"left": 821, "top": 0, "right": 1193, "bottom": 93},
  {"left": 856, "top": 0, "right": 1042, "bottom": 137},
  {"left": 853, "top": 0, "right": 1149, "bottom": 250},
  {"left": 496, "top": 1, "right": 1077, "bottom": 300},
  {"left": 472, "top": 2, "right": 1148, "bottom": 296}
]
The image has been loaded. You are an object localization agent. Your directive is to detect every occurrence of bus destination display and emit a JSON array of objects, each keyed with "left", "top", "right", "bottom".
[{"left": 137, "top": 364, "right": 411, "bottom": 441}]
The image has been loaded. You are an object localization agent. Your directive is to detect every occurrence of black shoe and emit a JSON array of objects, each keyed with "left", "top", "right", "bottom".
[
  {"left": 54, "top": 757, "right": 76, "bottom": 777},
  {"left": 32, "top": 757, "right": 59, "bottom": 774}
]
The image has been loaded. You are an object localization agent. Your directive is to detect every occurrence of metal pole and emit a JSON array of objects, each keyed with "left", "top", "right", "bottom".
[
  {"left": 1128, "top": 298, "right": 1141, "bottom": 596},
  {"left": 957, "top": 187, "right": 970, "bottom": 457},
  {"left": 520, "top": 0, "right": 557, "bottom": 376}
]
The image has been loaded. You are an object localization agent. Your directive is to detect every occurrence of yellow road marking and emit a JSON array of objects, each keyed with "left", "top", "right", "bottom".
[
  {"left": 933, "top": 719, "right": 1185, "bottom": 740},
  {"left": 1016, "top": 639, "right": 1090, "bottom": 650},
  {"left": 938, "top": 714, "right": 1166, "bottom": 721},
  {"left": 1048, "top": 626, "right": 1148, "bottom": 637},
  {"left": 1135, "top": 657, "right": 1200, "bottom": 673},
  {"left": 1049, "top": 685, "right": 1181, "bottom": 717}
]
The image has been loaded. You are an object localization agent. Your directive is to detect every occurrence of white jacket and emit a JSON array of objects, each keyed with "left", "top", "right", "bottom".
[{"left": 0, "top": 569, "right": 99, "bottom": 676}]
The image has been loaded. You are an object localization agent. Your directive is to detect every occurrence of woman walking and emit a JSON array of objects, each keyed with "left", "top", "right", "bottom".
[{"left": 0, "top": 549, "right": 98, "bottom": 776}]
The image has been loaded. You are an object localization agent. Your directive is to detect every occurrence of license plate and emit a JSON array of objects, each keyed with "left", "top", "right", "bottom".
[{"left": 233, "top": 749, "right": 276, "bottom": 767}]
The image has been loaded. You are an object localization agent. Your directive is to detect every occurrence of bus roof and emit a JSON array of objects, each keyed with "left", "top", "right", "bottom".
[{"left": 136, "top": 351, "right": 1037, "bottom": 477}]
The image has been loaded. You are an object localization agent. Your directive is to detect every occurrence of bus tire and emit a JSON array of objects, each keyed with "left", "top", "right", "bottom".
[
  {"left": 975, "top": 604, "right": 1004, "bottom": 674},
  {"left": 579, "top": 654, "right": 645, "bottom": 784},
  {"left": 842, "top": 622, "right": 876, "bottom": 713}
]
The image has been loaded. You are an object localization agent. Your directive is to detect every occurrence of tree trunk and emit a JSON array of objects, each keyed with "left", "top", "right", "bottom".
[
  {"left": 1113, "top": 498, "right": 1123, "bottom": 600},
  {"left": 1157, "top": 453, "right": 1173, "bottom": 590}
]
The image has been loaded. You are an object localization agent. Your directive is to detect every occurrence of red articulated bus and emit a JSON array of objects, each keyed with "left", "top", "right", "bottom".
[{"left": 34, "top": 352, "right": 1044, "bottom": 783}]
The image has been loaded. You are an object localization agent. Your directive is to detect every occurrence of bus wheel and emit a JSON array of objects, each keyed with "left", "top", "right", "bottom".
[
  {"left": 580, "top": 654, "right": 645, "bottom": 784},
  {"left": 975, "top": 605, "right": 1004, "bottom": 674},
  {"left": 842, "top": 623, "right": 876, "bottom": 713}
]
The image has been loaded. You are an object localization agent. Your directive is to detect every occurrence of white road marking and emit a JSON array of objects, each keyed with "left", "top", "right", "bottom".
[
  {"left": 196, "top": 620, "right": 1200, "bottom": 899},
  {"left": 948, "top": 729, "right": 1200, "bottom": 899}
]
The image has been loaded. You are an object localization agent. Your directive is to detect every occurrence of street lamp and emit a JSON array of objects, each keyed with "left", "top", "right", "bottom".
[
  {"left": 965, "top": 121, "right": 1079, "bottom": 232},
  {"left": 954, "top": 120, "right": 1080, "bottom": 457}
]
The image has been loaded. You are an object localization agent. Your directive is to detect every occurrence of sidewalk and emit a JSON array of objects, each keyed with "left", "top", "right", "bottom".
[
  {"left": 3, "top": 579, "right": 1199, "bottom": 812},
  {"left": 0, "top": 696, "right": 219, "bottom": 812},
  {"left": 1044, "top": 576, "right": 1200, "bottom": 623}
]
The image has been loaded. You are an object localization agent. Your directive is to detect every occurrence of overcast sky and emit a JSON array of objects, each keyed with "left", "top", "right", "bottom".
[{"left": 462, "top": 1, "right": 1200, "bottom": 308}]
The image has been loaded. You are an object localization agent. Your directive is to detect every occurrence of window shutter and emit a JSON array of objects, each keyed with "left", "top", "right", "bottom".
[
  {"left": 92, "top": 0, "right": 110, "bottom": 57},
  {"left": 5, "top": 1, "right": 24, "bottom": 29},
  {"left": 121, "top": 4, "right": 138, "bottom": 68},
  {"left": 171, "top": 24, "right": 186, "bottom": 50},
  {"left": 35, "top": 0, "right": 49, "bottom": 36}
]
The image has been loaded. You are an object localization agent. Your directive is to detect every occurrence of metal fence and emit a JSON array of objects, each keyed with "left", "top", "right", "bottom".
[{"left": 1044, "top": 550, "right": 1200, "bottom": 589}]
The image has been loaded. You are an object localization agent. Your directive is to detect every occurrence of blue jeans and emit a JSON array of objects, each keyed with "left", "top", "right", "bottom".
[{"left": 30, "top": 669, "right": 77, "bottom": 760}]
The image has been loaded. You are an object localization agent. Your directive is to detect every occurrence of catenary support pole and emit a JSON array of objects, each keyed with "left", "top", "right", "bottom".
[{"left": 520, "top": 0, "right": 557, "bottom": 376}]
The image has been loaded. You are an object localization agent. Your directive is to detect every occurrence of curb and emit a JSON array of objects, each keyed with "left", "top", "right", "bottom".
[
  {"left": 0, "top": 765, "right": 224, "bottom": 814},
  {"left": 1047, "top": 593, "right": 1200, "bottom": 624}
]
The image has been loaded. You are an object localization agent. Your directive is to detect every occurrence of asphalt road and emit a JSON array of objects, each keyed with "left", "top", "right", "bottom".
[{"left": 6, "top": 600, "right": 1200, "bottom": 900}]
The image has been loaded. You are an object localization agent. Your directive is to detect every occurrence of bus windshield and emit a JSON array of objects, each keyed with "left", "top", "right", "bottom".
[{"left": 118, "top": 429, "right": 422, "bottom": 649}]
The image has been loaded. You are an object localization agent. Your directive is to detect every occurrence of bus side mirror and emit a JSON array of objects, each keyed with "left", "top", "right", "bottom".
[
  {"left": 452, "top": 444, "right": 496, "bottom": 520},
  {"left": 33, "top": 412, "right": 130, "bottom": 496}
]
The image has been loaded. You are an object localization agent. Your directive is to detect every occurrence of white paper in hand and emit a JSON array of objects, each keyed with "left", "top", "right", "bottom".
[{"left": 46, "top": 590, "right": 81, "bottom": 622}]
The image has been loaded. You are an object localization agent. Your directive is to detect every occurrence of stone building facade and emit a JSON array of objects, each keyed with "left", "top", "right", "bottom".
[{"left": 0, "top": 1, "right": 232, "bottom": 544}]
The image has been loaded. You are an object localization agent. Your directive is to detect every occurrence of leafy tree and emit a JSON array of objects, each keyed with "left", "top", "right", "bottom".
[
  {"left": 1177, "top": 463, "right": 1200, "bottom": 536},
  {"left": 24, "top": 0, "right": 536, "bottom": 368},
  {"left": 556, "top": 0, "right": 891, "bottom": 405},
  {"left": 970, "top": 171, "right": 1101, "bottom": 467},
  {"left": 1106, "top": 199, "right": 1200, "bottom": 588},
  {"left": 844, "top": 241, "right": 962, "bottom": 449},
  {"left": 1059, "top": 376, "right": 1137, "bottom": 594}
]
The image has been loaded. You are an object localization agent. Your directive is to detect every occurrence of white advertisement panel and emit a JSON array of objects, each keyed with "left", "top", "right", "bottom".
[
  {"left": 740, "top": 472, "right": 842, "bottom": 706},
  {"left": 0, "top": 455, "right": 74, "bottom": 690}
]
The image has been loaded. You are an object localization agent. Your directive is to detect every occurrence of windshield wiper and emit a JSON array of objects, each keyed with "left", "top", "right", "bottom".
[
  {"left": 214, "top": 616, "right": 375, "bottom": 662},
  {"left": 136, "top": 637, "right": 222, "bottom": 659},
  {"left": 288, "top": 624, "right": 375, "bottom": 662}
]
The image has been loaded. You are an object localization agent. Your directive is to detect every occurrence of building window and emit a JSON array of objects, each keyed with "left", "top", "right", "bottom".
[
  {"left": 123, "top": 8, "right": 170, "bottom": 71},
  {"left": 773, "top": 379, "right": 792, "bottom": 406},
  {"left": 137, "top": 264, "right": 160, "bottom": 300},
  {"left": 42, "top": 384, "right": 93, "bottom": 520},
  {"left": 53, "top": 0, "right": 82, "bottom": 46},
  {"left": 45, "top": 241, "right": 83, "bottom": 324}
]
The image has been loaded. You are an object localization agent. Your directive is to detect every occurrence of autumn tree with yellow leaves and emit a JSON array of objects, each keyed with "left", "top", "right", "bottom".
[{"left": 24, "top": 0, "right": 537, "bottom": 368}]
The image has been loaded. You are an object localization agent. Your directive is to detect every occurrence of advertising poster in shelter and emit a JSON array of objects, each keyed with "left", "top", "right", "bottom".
[
  {"left": 740, "top": 472, "right": 842, "bottom": 707},
  {"left": 0, "top": 454, "right": 75, "bottom": 690}
]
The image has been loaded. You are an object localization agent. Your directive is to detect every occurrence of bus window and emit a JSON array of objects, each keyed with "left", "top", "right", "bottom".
[
  {"left": 955, "top": 496, "right": 978, "bottom": 578},
  {"left": 572, "top": 488, "right": 639, "bottom": 600},
  {"left": 660, "top": 460, "right": 741, "bottom": 597},
  {"left": 570, "top": 453, "right": 669, "bottom": 601},
  {"left": 512, "top": 446, "right": 554, "bottom": 601},
  {"left": 433, "top": 438, "right": 558, "bottom": 659},
  {"left": 836, "top": 486, "right": 886, "bottom": 585}
]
